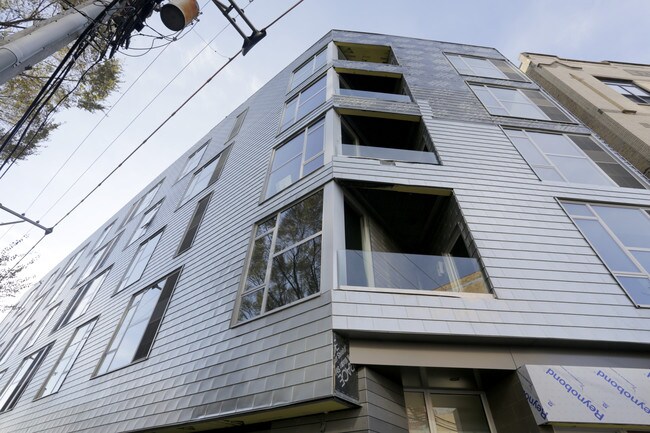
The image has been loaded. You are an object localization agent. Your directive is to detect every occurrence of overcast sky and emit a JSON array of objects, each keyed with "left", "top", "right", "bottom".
[{"left": 2, "top": 0, "right": 650, "bottom": 310}]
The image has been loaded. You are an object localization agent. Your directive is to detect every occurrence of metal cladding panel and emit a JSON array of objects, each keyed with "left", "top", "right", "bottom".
[{"left": 0, "top": 30, "right": 649, "bottom": 432}]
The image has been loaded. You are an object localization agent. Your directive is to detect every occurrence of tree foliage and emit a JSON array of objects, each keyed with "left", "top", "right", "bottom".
[
  {"left": 0, "top": 237, "right": 35, "bottom": 311},
  {"left": 0, "top": 0, "right": 122, "bottom": 162}
]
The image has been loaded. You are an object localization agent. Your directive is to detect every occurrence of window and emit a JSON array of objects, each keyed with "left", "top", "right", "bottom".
[
  {"left": 470, "top": 84, "right": 572, "bottom": 122},
  {"left": 265, "top": 118, "right": 325, "bottom": 198},
  {"left": 79, "top": 234, "right": 120, "bottom": 281},
  {"left": 54, "top": 270, "right": 109, "bottom": 331},
  {"left": 61, "top": 246, "right": 86, "bottom": 277},
  {"left": 37, "top": 319, "right": 97, "bottom": 398},
  {"left": 227, "top": 108, "right": 248, "bottom": 141},
  {"left": 95, "top": 269, "right": 181, "bottom": 375},
  {"left": 281, "top": 76, "right": 327, "bottom": 130},
  {"left": 236, "top": 191, "right": 323, "bottom": 322},
  {"left": 180, "top": 146, "right": 231, "bottom": 205},
  {"left": 504, "top": 129, "right": 645, "bottom": 188},
  {"left": 93, "top": 220, "right": 115, "bottom": 251},
  {"left": 447, "top": 54, "right": 523, "bottom": 80},
  {"left": 122, "top": 180, "right": 163, "bottom": 226},
  {"left": 178, "top": 142, "right": 208, "bottom": 180},
  {"left": 340, "top": 113, "right": 438, "bottom": 164},
  {"left": 338, "top": 70, "right": 411, "bottom": 103},
  {"left": 177, "top": 194, "right": 211, "bottom": 255},
  {"left": 0, "top": 326, "right": 30, "bottom": 365},
  {"left": 404, "top": 392, "right": 494, "bottom": 433},
  {"left": 290, "top": 47, "right": 327, "bottom": 91},
  {"left": 18, "top": 295, "right": 46, "bottom": 327},
  {"left": 562, "top": 202, "right": 650, "bottom": 306},
  {"left": 119, "top": 230, "right": 164, "bottom": 292},
  {"left": 23, "top": 304, "right": 59, "bottom": 350},
  {"left": 47, "top": 272, "right": 75, "bottom": 306},
  {"left": 336, "top": 42, "right": 397, "bottom": 65},
  {"left": 0, "top": 344, "right": 51, "bottom": 412},
  {"left": 128, "top": 201, "right": 162, "bottom": 245},
  {"left": 600, "top": 79, "right": 650, "bottom": 104}
]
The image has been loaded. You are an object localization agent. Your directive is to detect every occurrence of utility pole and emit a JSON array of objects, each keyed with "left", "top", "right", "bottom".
[{"left": 0, "top": 0, "right": 117, "bottom": 84}]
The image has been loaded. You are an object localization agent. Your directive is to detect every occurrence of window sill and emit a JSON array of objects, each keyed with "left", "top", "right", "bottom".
[{"left": 338, "top": 284, "right": 494, "bottom": 299}]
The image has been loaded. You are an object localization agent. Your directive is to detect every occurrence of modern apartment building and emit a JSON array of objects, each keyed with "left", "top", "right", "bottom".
[
  {"left": 0, "top": 30, "right": 649, "bottom": 433},
  {"left": 520, "top": 53, "right": 650, "bottom": 179}
]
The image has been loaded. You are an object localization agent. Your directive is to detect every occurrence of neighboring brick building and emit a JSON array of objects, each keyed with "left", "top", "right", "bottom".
[
  {"left": 520, "top": 53, "right": 650, "bottom": 178},
  {"left": 0, "top": 31, "right": 649, "bottom": 433}
]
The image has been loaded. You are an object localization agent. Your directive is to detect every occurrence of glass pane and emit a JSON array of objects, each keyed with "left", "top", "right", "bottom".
[
  {"left": 266, "top": 237, "right": 321, "bottom": 311},
  {"left": 245, "top": 234, "right": 272, "bottom": 289},
  {"left": 575, "top": 219, "right": 639, "bottom": 273},
  {"left": 502, "top": 101, "right": 544, "bottom": 119},
  {"left": 465, "top": 57, "right": 505, "bottom": 79},
  {"left": 618, "top": 276, "right": 650, "bottom": 306},
  {"left": 257, "top": 217, "right": 277, "bottom": 236},
  {"left": 238, "top": 288, "right": 264, "bottom": 321},
  {"left": 592, "top": 206, "right": 650, "bottom": 248},
  {"left": 313, "top": 49, "right": 327, "bottom": 70},
  {"left": 490, "top": 87, "right": 525, "bottom": 103},
  {"left": 273, "top": 135, "right": 304, "bottom": 169},
  {"left": 510, "top": 137, "right": 549, "bottom": 166},
  {"left": 528, "top": 132, "right": 581, "bottom": 156},
  {"left": 304, "top": 121, "right": 325, "bottom": 160},
  {"left": 535, "top": 166, "right": 564, "bottom": 182},
  {"left": 296, "top": 87, "right": 326, "bottom": 120},
  {"left": 267, "top": 154, "right": 302, "bottom": 196},
  {"left": 275, "top": 191, "right": 323, "bottom": 251},
  {"left": 404, "top": 392, "right": 431, "bottom": 433},
  {"left": 429, "top": 394, "right": 491, "bottom": 433},
  {"left": 632, "top": 250, "right": 650, "bottom": 274},
  {"left": 563, "top": 203, "right": 593, "bottom": 217},
  {"left": 302, "top": 154, "right": 324, "bottom": 176},
  {"left": 281, "top": 98, "right": 298, "bottom": 128},
  {"left": 547, "top": 155, "right": 611, "bottom": 186},
  {"left": 448, "top": 55, "right": 473, "bottom": 75}
]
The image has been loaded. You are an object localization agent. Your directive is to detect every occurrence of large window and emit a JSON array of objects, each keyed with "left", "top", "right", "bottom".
[
  {"left": 180, "top": 146, "right": 231, "bottom": 205},
  {"left": 95, "top": 269, "right": 181, "bottom": 375},
  {"left": 504, "top": 129, "right": 645, "bottom": 188},
  {"left": 119, "top": 230, "right": 163, "bottom": 292},
  {"left": 236, "top": 191, "right": 323, "bottom": 322},
  {"left": 447, "top": 54, "right": 523, "bottom": 80},
  {"left": 281, "top": 76, "right": 327, "bottom": 130},
  {"left": 79, "top": 234, "right": 120, "bottom": 281},
  {"left": 47, "top": 272, "right": 75, "bottom": 306},
  {"left": 37, "top": 319, "right": 97, "bottom": 398},
  {"left": 562, "top": 202, "right": 650, "bottom": 306},
  {"left": 600, "top": 78, "right": 650, "bottom": 104},
  {"left": 265, "top": 118, "right": 325, "bottom": 198},
  {"left": 54, "top": 270, "right": 109, "bottom": 331},
  {"left": 178, "top": 141, "right": 208, "bottom": 180},
  {"left": 470, "top": 84, "right": 572, "bottom": 122},
  {"left": 23, "top": 304, "right": 59, "bottom": 350},
  {"left": 290, "top": 47, "right": 327, "bottom": 91},
  {"left": 93, "top": 220, "right": 115, "bottom": 251},
  {"left": 123, "top": 180, "right": 164, "bottom": 226},
  {"left": 0, "top": 325, "right": 30, "bottom": 366},
  {"left": 61, "top": 246, "right": 87, "bottom": 276},
  {"left": 0, "top": 345, "right": 51, "bottom": 412},
  {"left": 227, "top": 109, "right": 248, "bottom": 141},
  {"left": 128, "top": 201, "right": 162, "bottom": 245}
]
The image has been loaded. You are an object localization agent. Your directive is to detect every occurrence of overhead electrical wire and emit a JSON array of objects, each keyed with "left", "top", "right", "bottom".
[{"left": 0, "top": 0, "right": 304, "bottom": 283}]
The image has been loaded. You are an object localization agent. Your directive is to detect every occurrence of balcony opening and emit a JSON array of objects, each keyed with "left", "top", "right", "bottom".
[
  {"left": 336, "top": 42, "right": 397, "bottom": 65},
  {"left": 338, "top": 183, "right": 489, "bottom": 294},
  {"left": 340, "top": 113, "right": 439, "bottom": 164},
  {"left": 338, "top": 71, "right": 411, "bottom": 103}
]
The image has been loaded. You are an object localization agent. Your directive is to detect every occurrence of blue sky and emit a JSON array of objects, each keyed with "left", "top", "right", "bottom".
[{"left": 1, "top": 0, "right": 649, "bottom": 309}]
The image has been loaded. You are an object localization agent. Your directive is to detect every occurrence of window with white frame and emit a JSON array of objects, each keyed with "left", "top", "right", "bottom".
[
  {"left": 0, "top": 344, "right": 51, "bottom": 412},
  {"left": 265, "top": 117, "right": 325, "bottom": 198},
  {"left": 599, "top": 78, "right": 650, "bottom": 104},
  {"left": 281, "top": 75, "right": 327, "bottom": 130},
  {"left": 118, "top": 230, "right": 163, "bottom": 292},
  {"left": 23, "top": 303, "right": 59, "bottom": 350},
  {"left": 562, "top": 202, "right": 650, "bottom": 306},
  {"left": 80, "top": 234, "right": 120, "bottom": 281},
  {"left": 447, "top": 54, "right": 523, "bottom": 80},
  {"left": 470, "top": 84, "right": 572, "bottom": 122},
  {"left": 54, "top": 270, "right": 109, "bottom": 331},
  {"left": 37, "top": 318, "right": 97, "bottom": 398},
  {"left": 122, "top": 180, "right": 163, "bottom": 226},
  {"left": 504, "top": 129, "right": 645, "bottom": 188},
  {"left": 180, "top": 146, "right": 231, "bottom": 206},
  {"left": 128, "top": 201, "right": 162, "bottom": 245},
  {"left": 290, "top": 47, "right": 327, "bottom": 91},
  {"left": 236, "top": 191, "right": 323, "bottom": 322},
  {"left": 178, "top": 142, "right": 208, "bottom": 180},
  {"left": 95, "top": 269, "right": 181, "bottom": 375}
]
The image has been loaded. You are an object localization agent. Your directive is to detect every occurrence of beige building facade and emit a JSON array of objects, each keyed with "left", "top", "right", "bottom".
[{"left": 520, "top": 53, "right": 650, "bottom": 178}]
